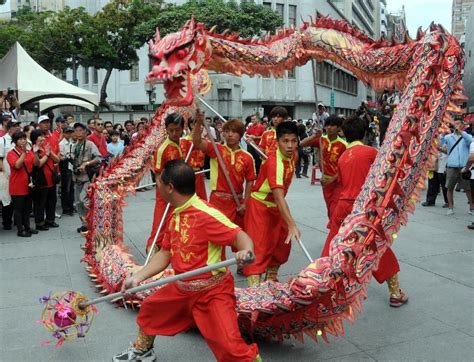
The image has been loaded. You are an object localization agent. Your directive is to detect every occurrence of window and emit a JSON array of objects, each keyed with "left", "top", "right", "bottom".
[
  {"left": 287, "top": 68, "right": 295, "bottom": 79},
  {"left": 263, "top": 2, "right": 272, "bottom": 9},
  {"left": 93, "top": 68, "right": 99, "bottom": 84},
  {"left": 315, "top": 61, "right": 358, "bottom": 95},
  {"left": 276, "top": 3, "right": 284, "bottom": 21},
  {"left": 83, "top": 67, "right": 89, "bottom": 84},
  {"left": 289, "top": 5, "right": 297, "bottom": 27},
  {"left": 130, "top": 61, "right": 139, "bottom": 82}
]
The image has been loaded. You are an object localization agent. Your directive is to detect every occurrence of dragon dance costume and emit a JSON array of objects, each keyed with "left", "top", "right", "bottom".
[
  {"left": 244, "top": 148, "right": 296, "bottom": 284},
  {"left": 133, "top": 195, "right": 259, "bottom": 361},
  {"left": 146, "top": 137, "right": 182, "bottom": 252}
]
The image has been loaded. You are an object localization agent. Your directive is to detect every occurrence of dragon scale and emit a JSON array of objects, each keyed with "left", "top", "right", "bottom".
[{"left": 81, "top": 17, "right": 465, "bottom": 340}]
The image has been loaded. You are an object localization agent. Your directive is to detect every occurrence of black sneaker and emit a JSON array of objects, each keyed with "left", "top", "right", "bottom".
[
  {"left": 421, "top": 202, "right": 435, "bottom": 207},
  {"left": 17, "top": 231, "right": 32, "bottom": 237},
  {"left": 45, "top": 221, "right": 59, "bottom": 228},
  {"left": 36, "top": 225, "right": 50, "bottom": 231},
  {"left": 77, "top": 225, "right": 88, "bottom": 233},
  {"left": 112, "top": 346, "right": 156, "bottom": 361},
  {"left": 26, "top": 229, "right": 39, "bottom": 235}
]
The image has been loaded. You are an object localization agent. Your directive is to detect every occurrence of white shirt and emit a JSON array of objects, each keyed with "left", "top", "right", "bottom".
[
  {"left": 0, "top": 133, "right": 14, "bottom": 177},
  {"left": 437, "top": 152, "right": 448, "bottom": 173},
  {"left": 59, "top": 138, "right": 76, "bottom": 171},
  {"left": 470, "top": 142, "right": 474, "bottom": 180}
]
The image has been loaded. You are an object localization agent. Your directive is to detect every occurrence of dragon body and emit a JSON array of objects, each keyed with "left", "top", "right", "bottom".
[{"left": 82, "top": 17, "right": 465, "bottom": 340}]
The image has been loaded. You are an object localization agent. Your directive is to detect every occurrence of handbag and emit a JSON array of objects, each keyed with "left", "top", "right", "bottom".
[
  {"left": 461, "top": 168, "right": 472, "bottom": 180},
  {"left": 46, "top": 161, "right": 60, "bottom": 184}
]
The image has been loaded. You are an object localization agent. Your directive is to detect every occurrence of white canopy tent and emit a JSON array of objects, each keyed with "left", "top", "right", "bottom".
[
  {"left": 39, "top": 98, "right": 96, "bottom": 112},
  {"left": 0, "top": 42, "right": 98, "bottom": 107}
]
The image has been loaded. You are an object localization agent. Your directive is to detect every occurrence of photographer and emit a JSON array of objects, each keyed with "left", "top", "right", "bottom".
[
  {"left": 0, "top": 89, "right": 21, "bottom": 119},
  {"left": 6, "top": 131, "right": 38, "bottom": 237},
  {"left": 59, "top": 127, "right": 76, "bottom": 216},
  {"left": 72, "top": 122, "right": 101, "bottom": 234}
]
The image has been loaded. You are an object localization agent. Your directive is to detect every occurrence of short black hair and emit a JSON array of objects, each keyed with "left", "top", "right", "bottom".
[
  {"left": 161, "top": 160, "right": 195, "bottom": 196},
  {"left": 30, "top": 129, "right": 43, "bottom": 145},
  {"left": 165, "top": 113, "right": 184, "bottom": 128},
  {"left": 12, "top": 131, "right": 26, "bottom": 144},
  {"left": 87, "top": 118, "right": 95, "bottom": 125},
  {"left": 74, "top": 122, "right": 87, "bottom": 130},
  {"left": 110, "top": 130, "right": 120, "bottom": 136},
  {"left": 324, "top": 115, "right": 343, "bottom": 127},
  {"left": 269, "top": 106, "right": 288, "bottom": 119},
  {"left": 104, "top": 121, "right": 113, "bottom": 127},
  {"left": 342, "top": 114, "right": 368, "bottom": 143},
  {"left": 124, "top": 120, "right": 134, "bottom": 127},
  {"left": 276, "top": 121, "right": 298, "bottom": 139}
]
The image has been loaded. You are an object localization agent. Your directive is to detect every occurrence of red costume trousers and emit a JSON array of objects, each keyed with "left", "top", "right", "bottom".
[
  {"left": 195, "top": 173, "right": 207, "bottom": 201},
  {"left": 209, "top": 192, "right": 243, "bottom": 227},
  {"left": 137, "top": 273, "right": 259, "bottom": 362},
  {"left": 323, "top": 199, "right": 400, "bottom": 283},
  {"left": 322, "top": 181, "right": 341, "bottom": 220},
  {"left": 243, "top": 197, "right": 290, "bottom": 276},
  {"left": 146, "top": 189, "right": 173, "bottom": 252}
]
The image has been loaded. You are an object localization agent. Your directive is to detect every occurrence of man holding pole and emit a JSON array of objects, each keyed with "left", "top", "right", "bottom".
[
  {"left": 114, "top": 160, "right": 260, "bottom": 362},
  {"left": 244, "top": 121, "right": 301, "bottom": 286},
  {"left": 192, "top": 112, "right": 256, "bottom": 226},
  {"left": 146, "top": 113, "right": 184, "bottom": 254}
]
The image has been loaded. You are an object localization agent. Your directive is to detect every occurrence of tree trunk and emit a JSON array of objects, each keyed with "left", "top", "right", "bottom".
[{"left": 99, "top": 66, "right": 113, "bottom": 110}]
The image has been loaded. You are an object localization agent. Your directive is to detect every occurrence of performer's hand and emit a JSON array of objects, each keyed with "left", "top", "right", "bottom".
[
  {"left": 285, "top": 223, "right": 301, "bottom": 244},
  {"left": 236, "top": 250, "right": 254, "bottom": 266},
  {"left": 237, "top": 203, "right": 246, "bottom": 216},
  {"left": 121, "top": 274, "right": 140, "bottom": 295}
]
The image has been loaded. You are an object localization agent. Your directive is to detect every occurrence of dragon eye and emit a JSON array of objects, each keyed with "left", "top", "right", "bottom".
[{"left": 176, "top": 49, "right": 187, "bottom": 59}]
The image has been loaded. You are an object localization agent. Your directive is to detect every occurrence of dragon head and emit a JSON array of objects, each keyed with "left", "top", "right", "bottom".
[{"left": 147, "top": 17, "right": 210, "bottom": 106}]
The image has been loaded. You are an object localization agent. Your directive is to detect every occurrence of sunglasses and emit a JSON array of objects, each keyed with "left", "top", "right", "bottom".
[{"left": 96, "top": 123, "right": 104, "bottom": 126}]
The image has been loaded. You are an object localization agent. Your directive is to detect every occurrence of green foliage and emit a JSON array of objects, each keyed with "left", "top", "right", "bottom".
[{"left": 135, "top": 0, "right": 283, "bottom": 43}]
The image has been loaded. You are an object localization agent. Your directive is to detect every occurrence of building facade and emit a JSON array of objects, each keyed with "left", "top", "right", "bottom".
[
  {"left": 452, "top": 0, "right": 474, "bottom": 40},
  {"left": 462, "top": 5, "right": 474, "bottom": 112},
  {"left": 63, "top": 0, "right": 381, "bottom": 119}
]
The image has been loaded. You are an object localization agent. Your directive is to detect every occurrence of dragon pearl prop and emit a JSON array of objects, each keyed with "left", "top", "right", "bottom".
[{"left": 79, "top": 17, "right": 465, "bottom": 342}]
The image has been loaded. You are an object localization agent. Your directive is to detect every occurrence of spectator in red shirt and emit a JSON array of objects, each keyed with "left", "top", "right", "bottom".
[
  {"left": 324, "top": 115, "right": 408, "bottom": 307},
  {"left": 245, "top": 114, "right": 266, "bottom": 174},
  {"left": 30, "top": 128, "right": 60, "bottom": 231},
  {"left": 87, "top": 119, "right": 109, "bottom": 161},
  {"left": 6, "top": 131, "right": 39, "bottom": 237},
  {"left": 259, "top": 107, "right": 287, "bottom": 156}
]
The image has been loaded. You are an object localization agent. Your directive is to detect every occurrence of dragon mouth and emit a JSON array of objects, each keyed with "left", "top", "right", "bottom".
[{"left": 147, "top": 70, "right": 193, "bottom": 106}]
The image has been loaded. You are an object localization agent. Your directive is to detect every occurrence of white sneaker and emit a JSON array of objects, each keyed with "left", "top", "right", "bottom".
[
  {"left": 446, "top": 208, "right": 454, "bottom": 216},
  {"left": 468, "top": 209, "right": 473, "bottom": 215},
  {"left": 113, "top": 346, "right": 156, "bottom": 361}
]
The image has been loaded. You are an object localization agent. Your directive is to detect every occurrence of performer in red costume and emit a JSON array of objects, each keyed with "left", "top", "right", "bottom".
[
  {"left": 244, "top": 121, "right": 301, "bottom": 286},
  {"left": 114, "top": 160, "right": 260, "bottom": 362},
  {"left": 259, "top": 106, "right": 287, "bottom": 156},
  {"left": 192, "top": 113, "right": 256, "bottom": 227},
  {"left": 145, "top": 113, "right": 183, "bottom": 253},
  {"left": 300, "top": 115, "right": 347, "bottom": 219},
  {"left": 323, "top": 115, "right": 408, "bottom": 307},
  {"left": 180, "top": 118, "right": 207, "bottom": 200}
]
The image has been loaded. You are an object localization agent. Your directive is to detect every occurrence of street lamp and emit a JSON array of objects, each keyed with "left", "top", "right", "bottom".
[{"left": 145, "top": 83, "right": 156, "bottom": 111}]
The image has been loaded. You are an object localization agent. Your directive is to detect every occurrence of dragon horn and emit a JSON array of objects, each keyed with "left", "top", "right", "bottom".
[
  {"left": 154, "top": 27, "right": 161, "bottom": 41},
  {"left": 416, "top": 26, "right": 424, "bottom": 40},
  {"left": 221, "top": 28, "right": 230, "bottom": 36},
  {"left": 209, "top": 24, "right": 217, "bottom": 33}
]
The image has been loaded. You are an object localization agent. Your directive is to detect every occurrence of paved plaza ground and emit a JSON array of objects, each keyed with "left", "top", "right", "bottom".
[{"left": 1, "top": 177, "right": 473, "bottom": 361}]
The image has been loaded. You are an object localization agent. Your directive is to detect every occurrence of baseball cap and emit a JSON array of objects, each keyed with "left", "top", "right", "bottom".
[
  {"left": 55, "top": 115, "right": 66, "bottom": 122},
  {"left": 64, "top": 126, "right": 74, "bottom": 133},
  {"left": 317, "top": 103, "right": 324, "bottom": 108},
  {"left": 73, "top": 122, "right": 87, "bottom": 130},
  {"left": 37, "top": 115, "right": 50, "bottom": 124},
  {"left": 6, "top": 120, "right": 21, "bottom": 129}
]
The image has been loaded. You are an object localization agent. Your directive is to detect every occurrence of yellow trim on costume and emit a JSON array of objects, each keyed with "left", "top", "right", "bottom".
[
  {"left": 347, "top": 140, "right": 364, "bottom": 149},
  {"left": 276, "top": 149, "right": 285, "bottom": 185},
  {"left": 322, "top": 134, "right": 348, "bottom": 151},
  {"left": 210, "top": 158, "right": 218, "bottom": 191},
  {"left": 206, "top": 242, "right": 225, "bottom": 275},
  {"left": 192, "top": 198, "right": 238, "bottom": 229},
  {"left": 155, "top": 137, "right": 183, "bottom": 170}
]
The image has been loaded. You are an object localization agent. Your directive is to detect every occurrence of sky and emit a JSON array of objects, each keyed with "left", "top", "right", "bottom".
[{"left": 387, "top": 0, "right": 453, "bottom": 37}]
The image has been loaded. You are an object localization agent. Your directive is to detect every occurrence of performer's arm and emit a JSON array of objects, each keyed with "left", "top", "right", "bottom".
[
  {"left": 192, "top": 110, "right": 209, "bottom": 152},
  {"left": 233, "top": 230, "right": 255, "bottom": 266},
  {"left": 121, "top": 249, "right": 171, "bottom": 293},
  {"left": 238, "top": 180, "right": 254, "bottom": 216},
  {"left": 273, "top": 188, "right": 301, "bottom": 244}
]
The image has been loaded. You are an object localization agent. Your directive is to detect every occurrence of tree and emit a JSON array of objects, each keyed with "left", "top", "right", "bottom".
[
  {"left": 78, "top": 0, "right": 162, "bottom": 109},
  {"left": 135, "top": 0, "right": 283, "bottom": 43}
]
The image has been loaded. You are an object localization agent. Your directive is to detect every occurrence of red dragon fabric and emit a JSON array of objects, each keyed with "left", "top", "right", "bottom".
[{"left": 81, "top": 17, "right": 466, "bottom": 341}]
